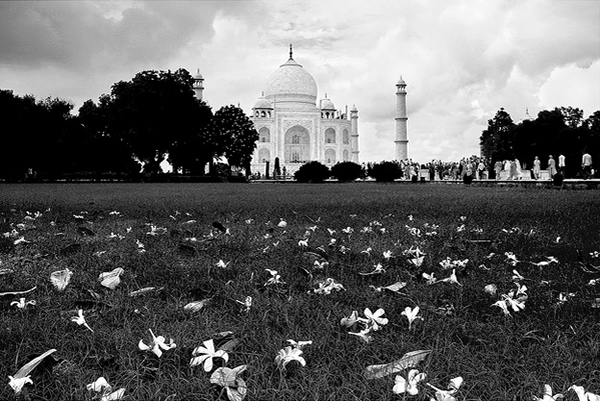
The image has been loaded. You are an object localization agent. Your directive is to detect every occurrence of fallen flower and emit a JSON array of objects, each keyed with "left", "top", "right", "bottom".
[
  {"left": 216, "top": 259, "right": 230, "bottom": 269},
  {"left": 8, "top": 349, "right": 57, "bottom": 394},
  {"left": 359, "top": 263, "right": 386, "bottom": 276},
  {"left": 340, "top": 310, "right": 360, "bottom": 328},
  {"left": 86, "top": 377, "right": 125, "bottom": 401},
  {"left": 287, "top": 339, "right": 313, "bottom": 350},
  {"left": 138, "top": 329, "right": 176, "bottom": 358},
  {"left": 348, "top": 327, "right": 373, "bottom": 343},
  {"left": 484, "top": 284, "right": 497, "bottom": 296},
  {"left": 364, "top": 308, "right": 388, "bottom": 331},
  {"left": 569, "top": 385, "right": 600, "bottom": 401},
  {"left": 370, "top": 281, "right": 407, "bottom": 293},
  {"left": 426, "top": 376, "right": 463, "bottom": 401},
  {"left": 190, "top": 339, "right": 229, "bottom": 372},
  {"left": 422, "top": 272, "right": 437, "bottom": 285},
  {"left": 401, "top": 306, "right": 423, "bottom": 330},
  {"left": 313, "top": 278, "right": 345, "bottom": 295},
  {"left": 275, "top": 346, "right": 306, "bottom": 371},
  {"left": 393, "top": 369, "right": 426, "bottom": 395},
  {"left": 210, "top": 365, "right": 247, "bottom": 401},
  {"left": 71, "top": 309, "right": 94, "bottom": 332},
  {"left": 235, "top": 296, "right": 252, "bottom": 313},
  {"left": 264, "top": 269, "right": 285, "bottom": 286},
  {"left": 11, "top": 298, "right": 36, "bottom": 309},
  {"left": 532, "top": 384, "right": 563, "bottom": 401}
]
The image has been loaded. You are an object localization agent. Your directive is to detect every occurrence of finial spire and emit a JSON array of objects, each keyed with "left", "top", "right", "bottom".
[{"left": 289, "top": 43, "right": 293, "bottom": 59}]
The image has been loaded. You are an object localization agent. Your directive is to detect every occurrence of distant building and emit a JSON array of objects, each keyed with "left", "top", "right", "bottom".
[
  {"left": 395, "top": 76, "right": 409, "bottom": 161},
  {"left": 248, "top": 45, "right": 359, "bottom": 174}
]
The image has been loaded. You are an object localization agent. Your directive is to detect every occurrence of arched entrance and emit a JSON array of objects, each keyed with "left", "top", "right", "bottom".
[{"left": 284, "top": 125, "right": 310, "bottom": 163}]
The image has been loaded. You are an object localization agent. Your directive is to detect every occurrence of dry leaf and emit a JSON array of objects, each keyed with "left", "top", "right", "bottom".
[
  {"left": 0, "top": 286, "right": 37, "bottom": 297},
  {"left": 364, "top": 350, "right": 431, "bottom": 379},
  {"left": 98, "top": 268, "right": 124, "bottom": 290},
  {"left": 12, "top": 349, "right": 57, "bottom": 379},
  {"left": 50, "top": 268, "right": 72, "bottom": 291},
  {"left": 129, "top": 287, "right": 163, "bottom": 297},
  {"left": 184, "top": 298, "right": 211, "bottom": 312}
]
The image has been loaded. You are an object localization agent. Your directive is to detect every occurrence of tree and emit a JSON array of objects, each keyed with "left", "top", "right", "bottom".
[
  {"left": 479, "top": 108, "right": 516, "bottom": 164},
  {"left": 207, "top": 105, "right": 258, "bottom": 175},
  {"left": 103, "top": 69, "right": 205, "bottom": 174}
]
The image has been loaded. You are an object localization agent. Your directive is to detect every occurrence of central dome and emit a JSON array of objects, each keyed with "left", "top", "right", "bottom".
[{"left": 263, "top": 56, "right": 318, "bottom": 106}]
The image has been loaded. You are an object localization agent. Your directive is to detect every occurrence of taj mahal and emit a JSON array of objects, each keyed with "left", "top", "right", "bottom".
[{"left": 192, "top": 45, "right": 409, "bottom": 174}]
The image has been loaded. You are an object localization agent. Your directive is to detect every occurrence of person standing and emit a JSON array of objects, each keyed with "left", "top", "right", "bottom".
[
  {"left": 533, "top": 156, "right": 541, "bottom": 180},
  {"left": 547, "top": 155, "right": 557, "bottom": 179},
  {"left": 558, "top": 154, "right": 566, "bottom": 177},
  {"left": 582, "top": 151, "right": 593, "bottom": 179}
]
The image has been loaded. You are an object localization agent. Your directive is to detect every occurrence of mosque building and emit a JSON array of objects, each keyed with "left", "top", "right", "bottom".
[{"left": 248, "top": 45, "right": 359, "bottom": 175}]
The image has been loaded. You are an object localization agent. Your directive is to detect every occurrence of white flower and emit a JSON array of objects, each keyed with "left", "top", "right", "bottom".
[
  {"left": 298, "top": 238, "right": 309, "bottom": 247},
  {"left": 286, "top": 339, "right": 313, "bottom": 350},
  {"left": 135, "top": 239, "right": 146, "bottom": 253},
  {"left": 364, "top": 308, "right": 388, "bottom": 331},
  {"left": 342, "top": 227, "right": 354, "bottom": 234},
  {"left": 216, "top": 260, "right": 230, "bottom": 269},
  {"left": 393, "top": 369, "right": 426, "bottom": 395},
  {"left": 210, "top": 365, "right": 247, "bottom": 401},
  {"left": 11, "top": 298, "right": 36, "bottom": 309},
  {"left": 359, "top": 263, "right": 385, "bottom": 276},
  {"left": 138, "top": 329, "right": 176, "bottom": 357},
  {"left": 264, "top": 269, "right": 285, "bottom": 286},
  {"left": 235, "top": 296, "right": 252, "bottom": 313},
  {"left": 505, "top": 252, "right": 520, "bottom": 266},
  {"left": 277, "top": 219, "right": 287, "bottom": 228},
  {"left": 422, "top": 272, "right": 437, "bottom": 285},
  {"left": 484, "top": 284, "right": 497, "bottom": 296},
  {"left": 275, "top": 346, "right": 306, "bottom": 371},
  {"left": 340, "top": 310, "right": 360, "bottom": 328},
  {"left": 512, "top": 269, "right": 524, "bottom": 281},
  {"left": 8, "top": 375, "right": 33, "bottom": 394},
  {"left": 569, "top": 385, "right": 600, "bottom": 401},
  {"left": 383, "top": 250, "right": 393, "bottom": 260},
  {"left": 348, "top": 327, "right": 373, "bottom": 343},
  {"left": 86, "top": 377, "right": 125, "bottom": 401},
  {"left": 427, "top": 376, "right": 463, "bottom": 401},
  {"left": 437, "top": 269, "right": 462, "bottom": 286},
  {"left": 71, "top": 309, "right": 94, "bottom": 332},
  {"left": 532, "top": 384, "right": 564, "bottom": 401},
  {"left": 401, "top": 306, "right": 423, "bottom": 330},
  {"left": 313, "top": 278, "right": 345, "bottom": 295},
  {"left": 190, "top": 339, "right": 229, "bottom": 372}
]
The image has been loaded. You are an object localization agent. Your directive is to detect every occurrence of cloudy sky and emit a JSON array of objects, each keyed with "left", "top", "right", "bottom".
[{"left": 1, "top": 0, "right": 599, "bottom": 163}]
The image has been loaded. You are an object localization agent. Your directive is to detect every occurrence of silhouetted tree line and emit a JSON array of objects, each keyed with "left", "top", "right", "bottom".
[
  {"left": 480, "top": 107, "right": 600, "bottom": 178},
  {"left": 0, "top": 69, "right": 258, "bottom": 182}
]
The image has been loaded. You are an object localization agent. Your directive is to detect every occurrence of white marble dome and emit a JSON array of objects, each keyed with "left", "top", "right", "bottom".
[
  {"left": 263, "top": 57, "right": 317, "bottom": 106},
  {"left": 253, "top": 95, "right": 272, "bottom": 109}
]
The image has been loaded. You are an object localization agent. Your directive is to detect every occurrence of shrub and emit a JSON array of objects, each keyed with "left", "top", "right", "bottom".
[
  {"left": 330, "top": 161, "right": 364, "bottom": 182},
  {"left": 369, "top": 161, "right": 402, "bottom": 182},
  {"left": 294, "top": 161, "right": 330, "bottom": 183}
]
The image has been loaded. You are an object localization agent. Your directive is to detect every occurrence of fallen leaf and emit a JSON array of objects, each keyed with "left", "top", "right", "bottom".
[
  {"left": 364, "top": 350, "right": 431, "bottom": 379},
  {"left": 184, "top": 298, "right": 211, "bottom": 312}
]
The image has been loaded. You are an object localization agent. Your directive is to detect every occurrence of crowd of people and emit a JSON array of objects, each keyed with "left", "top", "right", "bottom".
[{"left": 400, "top": 151, "right": 595, "bottom": 181}]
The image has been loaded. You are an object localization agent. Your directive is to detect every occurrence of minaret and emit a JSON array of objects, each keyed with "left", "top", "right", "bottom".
[
  {"left": 193, "top": 69, "right": 204, "bottom": 101},
  {"left": 395, "top": 76, "right": 408, "bottom": 161},
  {"left": 351, "top": 104, "right": 359, "bottom": 163}
]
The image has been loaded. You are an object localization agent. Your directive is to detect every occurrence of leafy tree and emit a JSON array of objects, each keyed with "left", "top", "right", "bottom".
[
  {"left": 294, "top": 161, "right": 330, "bottom": 183},
  {"left": 479, "top": 108, "right": 516, "bottom": 164},
  {"left": 369, "top": 161, "right": 402, "bottom": 182},
  {"left": 207, "top": 105, "right": 258, "bottom": 175},
  {"left": 331, "top": 161, "right": 364, "bottom": 182},
  {"left": 103, "top": 69, "right": 204, "bottom": 174}
]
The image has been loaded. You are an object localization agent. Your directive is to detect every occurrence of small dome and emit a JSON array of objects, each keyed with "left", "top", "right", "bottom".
[
  {"left": 193, "top": 69, "right": 204, "bottom": 80},
  {"left": 253, "top": 95, "right": 272, "bottom": 109},
  {"left": 320, "top": 96, "right": 335, "bottom": 110},
  {"left": 397, "top": 76, "right": 406, "bottom": 86}
]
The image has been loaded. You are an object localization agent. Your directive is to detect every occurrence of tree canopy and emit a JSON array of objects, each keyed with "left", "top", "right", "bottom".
[{"left": 480, "top": 107, "right": 600, "bottom": 177}]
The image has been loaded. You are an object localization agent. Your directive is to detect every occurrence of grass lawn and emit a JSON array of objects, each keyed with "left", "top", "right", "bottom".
[{"left": 1, "top": 183, "right": 599, "bottom": 401}]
